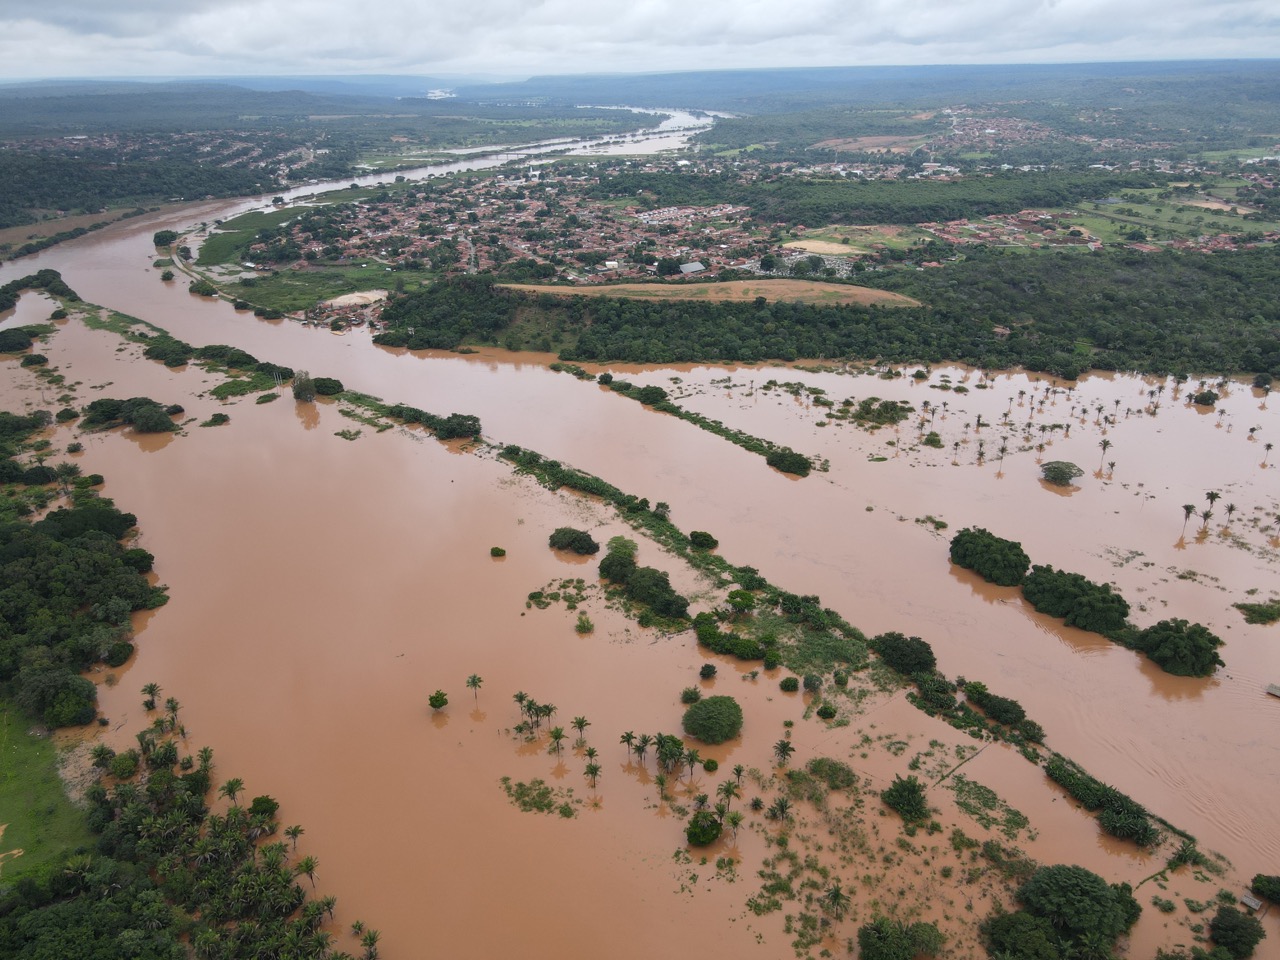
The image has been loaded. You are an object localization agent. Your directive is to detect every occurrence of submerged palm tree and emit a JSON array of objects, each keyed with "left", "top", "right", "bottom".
[
  {"left": 773, "top": 739, "right": 795, "bottom": 767},
  {"left": 466, "top": 674, "right": 483, "bottom": 701},
  {"left": 1181, "top": 503, "right": 1196, "bottom": 534},
  {"left": 1264, "top": 442, "right": 1274, "bottom": 465},
  {"left": 1098, "top": 437, "right": 1111, "bottom": 467},
  {"left": 1224, "top": 503, "right": 1237, "bottom": 525},
  {"left": 620, "top": 730, "right": 636, "bottom": 757},
  {"left": 584, "top": 762, "right": 601, "bottom": 788},
  {"left": 822, "top": 882, "right": 851, "bottom": 919}
]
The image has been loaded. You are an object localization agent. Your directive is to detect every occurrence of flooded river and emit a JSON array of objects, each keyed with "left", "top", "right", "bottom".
[{"left": 3, "top": 133, "right": 1278, "bottom": 957}]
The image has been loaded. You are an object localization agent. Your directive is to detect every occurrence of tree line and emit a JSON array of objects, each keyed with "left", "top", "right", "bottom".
[{"left": 373, "top": 256, "right": 1280, "bottom": 376}]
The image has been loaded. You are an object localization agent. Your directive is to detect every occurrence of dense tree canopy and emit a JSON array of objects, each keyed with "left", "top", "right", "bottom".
[
  {"left": 682, "top": 695, "right": 744, "bottom": 744},
  {"left": 949, "top": 527, "right": 1031, "bottom": 586}
]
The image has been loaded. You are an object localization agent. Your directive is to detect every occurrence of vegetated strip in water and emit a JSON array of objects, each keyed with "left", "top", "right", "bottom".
[
  {"left": 948, "top": 526, "right": 1227, "bottom": 678},
  {"left": 485, "top": 437, "right": 1221, "bottom": 859},
  {"left": 550, "top": 362, "right": 821, "bottom": 477}
]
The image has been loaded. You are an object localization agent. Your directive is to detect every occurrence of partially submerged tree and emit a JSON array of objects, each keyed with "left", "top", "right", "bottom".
[{"left": 1041, "top": 460, "right": 1084, "bottom": 486}]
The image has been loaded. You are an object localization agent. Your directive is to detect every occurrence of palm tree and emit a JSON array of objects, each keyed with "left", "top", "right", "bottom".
[
  {"left": 1181, "top": 503, "right": 1196, "bottom": 533},
  {"left": 767, "top": 796, "right": 792, "bottom": 821},
  {"left": 1224, "top": 503, "right": 1237, "bottom": 525},
  {"left": 636, "top": 733, "right": 653, "bottom": 765},
  {"left": 733, "top": 764, "right": 746, "bottom": 786},
  {"left": 141, "top": 682, "right": 160, "bottom": 709},
  {"left": 1200, "top": 508, "right": 1214, "bottom": 529},
  {"left": 219, "top": 778, "right": 244, "bottom": 806},
  {"left": 773, "top": 739, "right": 795, "bottom": 766},
  {"left": 360, "top": 928, "right": 381, "bottom": 960},
  {"left": 584, "top": 762, "right": 601, "bottom": 788},
  {"left": 684, "top": 748, "right": 702, "bottom": 780},
  {"left": 726, "top": 809, "right": 745, "bottom": 840},
  {"left": 822, "top": 882, "right": 851, "bottom": 919},
  {"left": 466, "top": 674, "right": 483, "bottom": 701},
  {"left": 548, "top": 726, "right": 567, "bottom": 755},
  {"left": 584, "top": 746, "right": 598, "bottom": 761},
  {"left": 513, "top": 690, "right": 528, "bottom": 717},
  {"left": 620, "top": 730, "right": 636, "bottom": 757},
  {"left": 654, "top": 772, "right": 668, "bottom": 801},
  {"left": 1264, "top": 442, "right": 1274, "bottom": 465},
  {"left": 717, "top": 780, "right": 741, "bottom": 810},
  {"left": 571, "top": 716, "right": 590, "bottom": 742},
  {"left": 1098, "top": 437, "right": 1111, "bottom": 468},
  {"left": 295, "top": 855, "right": 318, "bottom": 888},
  {"left": 285, "top": 824, "right": 304, "bottom": 851},
  {"left": 1206, "top": 490, "right": 1221, "bottom": 510}
]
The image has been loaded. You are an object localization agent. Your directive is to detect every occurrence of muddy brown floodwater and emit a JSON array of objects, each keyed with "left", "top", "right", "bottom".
[{"left": 2, "top": 205, "right": 1279, "bottom": 957}]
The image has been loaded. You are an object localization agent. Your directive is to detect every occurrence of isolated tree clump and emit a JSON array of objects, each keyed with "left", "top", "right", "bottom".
[
  {"left": 949, "top": 526, "right": 1031, "bottom": 586},
  {"left": 1022, "top": 565, "right": 1130, "bottom": 635},
  {"left": 1041, "top": 460, "right": 1084, "bottom": 486},
  {"left": 291, "top": 370, "right": 316, "bottom": 402},
  {"left": 682, "top": 695, "right": 743, "bottom": 744},
  {"left": 871, "top": 631, "right": 937, "bottom": 676},
  {"left": 765, "top": 448, "right": 811, "bottom": 477},
  {"left": 1017, "top": 864, "right": 1141, "bottom": 944},
  {"left": 685, "top": 809, "right": 722, "bottom": 846},
  {"left": 689, "top": 530, "right": 718, "bottom": 549},
  {"left": 1252, "top": 874, "right": 1280, "bottom": 903},
  {"left": 1208, "top": 905, "right": 1266, "bottom": 959},
  {"left": 312, "top": 377, "right": 343, "bottom": 396},
  {"left": 880, "top": 775, "right": 929, "bottom": 823},
  {"left": 548, "top": 526, "right": 600, "bottom": 555},
  {"left": 1132, "top": 618, "right": 1225, "bottom": 677},
  {"left": 857, "top": 917, "right": 945, "bottom": 960}
]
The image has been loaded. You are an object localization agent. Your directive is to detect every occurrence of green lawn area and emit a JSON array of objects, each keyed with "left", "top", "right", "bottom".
[
  {"left": 197, "top": 208, "right": 303, "bottom": 266},
  {"left": 232, "top": 265, "right": 428, "bottom": 312},
  {"left": 0, "top": 700, "right": 93, "bottom": 882}
]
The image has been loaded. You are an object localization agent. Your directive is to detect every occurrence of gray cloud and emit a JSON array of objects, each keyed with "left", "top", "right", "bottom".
[{"left": 1, "top": 0, "right": 1277, "bottom": 80}]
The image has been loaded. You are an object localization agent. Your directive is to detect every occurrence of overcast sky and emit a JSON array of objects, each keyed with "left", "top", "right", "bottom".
[{"left": 1, "top": 0, "right": 1277, "bottom": 81}]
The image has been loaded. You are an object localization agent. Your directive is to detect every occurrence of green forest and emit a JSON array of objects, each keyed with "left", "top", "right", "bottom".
[
  {"left": 585, "top": 169, "right": 1161, "bottom": 226},
  {"left": 374, "top": 246, "right": 1280, "bottom": 376}
]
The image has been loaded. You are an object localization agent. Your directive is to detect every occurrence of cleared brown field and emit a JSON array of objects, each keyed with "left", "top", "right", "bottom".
[{"left": 500, "top": 278, "right": 919, "bottom": 307}]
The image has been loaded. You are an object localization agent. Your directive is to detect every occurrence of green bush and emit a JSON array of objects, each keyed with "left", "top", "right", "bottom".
[
  {"left": 490, "top": 546, "right": 506, "bottom": 557},
  {"left": 1252, "top": 874, "right": 1280, "bottom": 904},
  {"left": 1209, "top": 906, "right": 1266, "bottom": 958},
  {"left": 949, "top": 527, "right": 1031, "bottom": 586},
  {"left": 702, "top": 758, "right": 718, "bottom": 773},
  {"left": 857, "top": 917, "right": 944, "bottom": 960},
  {"left": 1022, "top": 565, "right": 1129, "bottom": 634},
  {"left": 1017, "top": 864, "right": 1142, "bottom": 943},
  {"left": 682, "top": 695, "right": 744, "bottom": 744},
  {"left": 109, "top": 751, "right": 140, "bottom": 779},
  {"left": 871, "top": 631, "right": 936, "bottom": 675},
  {"left": 1041, "top": 460, "right": 1084, "bottom": 486},
  {"left": 780, "top": 676, "right": 800, "bottom": 692},
  {"left": 765, "top": 448, "right": 811, "bottom": 477},
  {"left": 699, "top": 663, "right": 717, "bottom": 680},
  {"left": 802, "top": 673, "right": 822, "bottom": 693},
  {"left": 549, "top": 526, "right": 600, "bottom": 555},
  {"left": 680, "top": 686, "right": 703, "bottom": 704},
  {"left": 816, "top": 702, "right": 837, "bottom": 720},
  {"left": 313, "top": 377, "right": 343, "bottom": 396},
  {"left": 686, "top": 809, "right": 722, "bottom": 846},
  {"left": 1132, "top": 618, "right": 1225, "bottom": 677},
  {"left": 689, "top": 530, "right": 718, "bottom": 549},
  {"left": 881, "top": 774, "right": 929, "bottom": 823}
]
